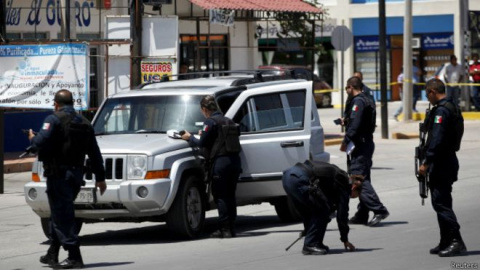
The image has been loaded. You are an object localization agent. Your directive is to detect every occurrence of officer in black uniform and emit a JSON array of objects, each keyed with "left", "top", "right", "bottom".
[
  {"left": 341, "top": 76, "right": 389, "bottom": 227},
  {"left": 28, "top": 89, "right": 106, "bottom": 269},
  {"left": 181, "top": 95, "right": 242, "bottom": 238},
  {"left": 419, "top": 79, "right": 466, "bottom": 257},
  {"left": 282, "top": 160, "right": 359, "bottom": 255}
]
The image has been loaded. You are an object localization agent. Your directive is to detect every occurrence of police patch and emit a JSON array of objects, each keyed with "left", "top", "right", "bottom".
[
  {"left": 352, "top": 105, "right": 359, "bottom": 111},
  {"left": 434, "top": 116, "right": 443, "bottom": 124},
  {"left": 203, "top": 125, "right": 209, "bottom": 132},
  {"left": 42, "top": 123, "right": 51, "bottom": 130}
]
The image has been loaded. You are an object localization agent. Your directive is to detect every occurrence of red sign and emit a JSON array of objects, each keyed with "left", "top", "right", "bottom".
[{"left": 104, "top": 0, "right": 111, "bottom": 9}]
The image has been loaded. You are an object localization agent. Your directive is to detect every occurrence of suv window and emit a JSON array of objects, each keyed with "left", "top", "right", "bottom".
[
  {"left": 233, "top": 90, "right": 306, "bottom": 133},
  {"left": 94, "top": 95, "right": 205, "bottom": 134}
]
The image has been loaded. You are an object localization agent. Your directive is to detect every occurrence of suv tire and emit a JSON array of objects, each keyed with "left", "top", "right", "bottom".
[
  {"left": 166, "top": 175, "right": 206, "bottom": 239},
  {"left": 274, "top": 196, "right": 302, "bottom": 222},
  {"left": 41, "top": 218, "right": 83, "bottom": 239}
]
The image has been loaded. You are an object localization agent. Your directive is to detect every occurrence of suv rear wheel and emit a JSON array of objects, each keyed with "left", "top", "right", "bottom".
[
  {"left": 166, "top": 175, "right": 206, "bottom": 239},
  {"left": 273, "top": 196, "right": 302, "bottom": 222}
]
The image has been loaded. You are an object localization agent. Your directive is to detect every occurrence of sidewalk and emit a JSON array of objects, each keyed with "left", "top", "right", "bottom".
[{"left": 3, "top": 152, "right": 36, "bottom": 174}]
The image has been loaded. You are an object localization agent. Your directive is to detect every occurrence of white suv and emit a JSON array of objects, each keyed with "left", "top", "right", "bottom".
[{"left": 24, "top": 72, "right": 330, "bottom": 239}]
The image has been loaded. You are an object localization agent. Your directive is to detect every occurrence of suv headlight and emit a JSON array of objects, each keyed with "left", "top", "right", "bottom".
[{"left": 127, "top": 155, "right": 147, "bottom": 180}]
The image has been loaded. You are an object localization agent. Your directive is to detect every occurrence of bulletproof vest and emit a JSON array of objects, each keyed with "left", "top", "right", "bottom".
[
  {"left": 208, "top": 115, "right": 241, "bottom": 160},
  {"left": 426, "top": 100, "right": 464, "bottom": 152},
  {"left": 52, "top": 111, "right": 93, "bottom": 166},
  {"left": 345, "top": 93, "right": 376, "bottom": 134}
]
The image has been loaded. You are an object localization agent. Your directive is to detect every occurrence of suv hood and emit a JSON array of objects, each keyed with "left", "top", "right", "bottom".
[{"left": 96, "top": 134, "right": 190, "bottom": 155}]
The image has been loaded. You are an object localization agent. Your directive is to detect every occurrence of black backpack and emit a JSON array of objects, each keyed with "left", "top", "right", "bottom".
[
  {"left": 54, "top": 111, "right": 93, "bottom": 166},
  {"left": 209, "top": 115, "right": 241, "bottom": 159}
]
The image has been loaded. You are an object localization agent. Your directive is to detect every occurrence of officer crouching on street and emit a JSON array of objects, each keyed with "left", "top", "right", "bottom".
[
  {"left": 28, "top": 89, "right": 106, "bottom": 269},
  {"left": 282, "top": 160, "right": 360, "bottom": 255}
]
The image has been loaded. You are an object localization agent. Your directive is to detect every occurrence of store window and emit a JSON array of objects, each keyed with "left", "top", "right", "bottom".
[{"left": 179, "top": 35, "right": 228, "bottom": 72}]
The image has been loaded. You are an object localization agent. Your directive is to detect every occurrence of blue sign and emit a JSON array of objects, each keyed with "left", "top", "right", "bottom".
[
  {"left": 354, "top": 36, "right": 390, "bottom": 52},
  {"left": 422, "top": 33, "right": 454, "bottom": 50}
]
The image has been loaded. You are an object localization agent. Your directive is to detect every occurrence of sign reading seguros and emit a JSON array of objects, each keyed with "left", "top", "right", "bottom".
[{"left": 0, "top": 43, "right": 89, "bottom": 110}]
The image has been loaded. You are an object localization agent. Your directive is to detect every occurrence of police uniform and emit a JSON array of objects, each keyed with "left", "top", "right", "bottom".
[
  {"left": 423, "top": 97, "right": 466, "bottom": 255},
  {"left": 343, "top": 92, "right": 389, "bottom": 224},
  {"left": 282, "top": 160, "right": 351, "bottom": 254},
  {"left": 31, "top": 106, "right": 105, "bottom": 265},
  {"left": 189, "top": 111, "right": 242, "bottom": 236}
]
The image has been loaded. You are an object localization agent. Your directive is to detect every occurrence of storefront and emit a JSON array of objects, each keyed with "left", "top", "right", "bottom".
[{"left": 352, "top": 14, "right": 454, "bottom": 101}]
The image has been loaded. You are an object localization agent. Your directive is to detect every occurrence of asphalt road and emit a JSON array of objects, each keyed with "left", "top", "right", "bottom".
[{"left": 1, "top": 103, "right": 479, "bottom": 270}]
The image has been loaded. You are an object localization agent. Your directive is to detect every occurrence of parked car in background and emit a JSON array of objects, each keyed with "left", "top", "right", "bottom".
[{"left": 258, "top": 65, "right": 332, "bottom": 108}]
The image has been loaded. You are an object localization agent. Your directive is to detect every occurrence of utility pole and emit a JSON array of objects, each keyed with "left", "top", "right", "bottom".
[
  {"left": 379, "top": 0, "right": 388, "bottom": 139},
  {"left": 403, "top": 0, "right": 413, "bottom": 121},
  {"left": 460, "top": 0, "right": 470, "bottom": 111},
  {"left": 131, "top": 0, "right": 142, "bottom": 87},
  {"left": 0, "top": 0, "right": 6, "bottom": 194}
]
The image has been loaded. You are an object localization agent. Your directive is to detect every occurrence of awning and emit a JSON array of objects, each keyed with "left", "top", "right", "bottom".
[{"left": 189, "top": 0, "right": 322, "bottom": 14}]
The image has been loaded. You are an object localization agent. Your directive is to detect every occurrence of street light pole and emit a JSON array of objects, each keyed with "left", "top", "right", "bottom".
[
  {"left": 403, "top": 0, "right": 413, "bottom": 121},
  {"left": 379, "top": 0, "right": 388, "bottom": 139}
]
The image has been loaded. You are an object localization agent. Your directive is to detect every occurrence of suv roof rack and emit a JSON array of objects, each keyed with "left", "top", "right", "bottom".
[{"left": 136, "top": 69, "right": 309, "bottom": 89}]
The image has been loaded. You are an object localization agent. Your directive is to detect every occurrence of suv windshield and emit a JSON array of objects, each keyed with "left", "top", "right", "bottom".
[{"left": 93, "top": 95, "right": 205, "bottom": 135}]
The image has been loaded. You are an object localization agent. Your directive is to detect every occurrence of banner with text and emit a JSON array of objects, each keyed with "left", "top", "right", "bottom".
[{"left": 0, "top": 43, "right": 89, "bottom": 110}]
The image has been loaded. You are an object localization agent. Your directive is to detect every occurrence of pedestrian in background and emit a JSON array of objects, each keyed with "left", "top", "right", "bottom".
[
  {"left": 393, "top": 68, "right": 404, "bottom": 121},
  {"left": 419, "top": 79, "right": 466, "bottom": 257},
  {"left": 29, "top": 89, "right": 106, "bottom": 269},
  {"left": 181, "top": 95, "right": 242, "bottom": 238},
  {"left": 412, "top": 59, "right": 423, "bottom": 112},
  {"left": 444, "top": 55, "right": 464, "bottom": 106},
  {"left": 468, "top": 53, "right": 480, "bottom": 111},
  {"left": 282, "top": 160, "right": 358, "bottom": 255},
  {"left": 341, "top": 77, "right": 389, "bottom": 227}
]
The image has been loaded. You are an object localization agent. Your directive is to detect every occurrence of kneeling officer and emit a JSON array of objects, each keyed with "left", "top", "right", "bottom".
[{"left": 282, "top": 160, "right": 360, "bottom": 255}]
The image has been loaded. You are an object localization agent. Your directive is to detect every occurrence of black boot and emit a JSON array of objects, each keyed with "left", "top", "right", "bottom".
[
  {"left": 53, "top": 246, "right": 84, "bottom": 269},
  {"left": 210, "top": 227, "right": 233, "bottom": 239},
  {"left": 39, "top": 244, "right": 59, "bottom": 266},
  {"left": 438, "top": 239, "right": 467, "bottom": 257},
  {"left": 429, "top": 239, "right": 449, "bottom": 254}
]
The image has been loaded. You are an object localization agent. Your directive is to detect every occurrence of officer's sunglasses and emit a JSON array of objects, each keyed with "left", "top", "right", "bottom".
[{"left": 426, "top": 89, "right": 436, "bottom": 95}]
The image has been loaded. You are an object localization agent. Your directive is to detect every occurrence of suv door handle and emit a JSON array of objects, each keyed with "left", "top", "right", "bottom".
[{"left": 280, "top": 141, "right": 304, "bottom": 148}]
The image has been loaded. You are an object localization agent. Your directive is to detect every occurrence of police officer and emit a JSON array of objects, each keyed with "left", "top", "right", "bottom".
[
  {"left": 353, "top": 71, "right": 376, "bottom": 105},
  {"left": 419, "top": 79, "right": 466, "bottom": 257},
  {"left": 181, "top": 95, "right": 242, "bottom": 238},
  {"left": 341, "top": 76, "right": 389, "bottom": 227},
  {"left": 282, "top": 160, "right": 358, "bottom": 255},
  {"left": 28, "top": 89, "right": 106, "bottom": 269}
]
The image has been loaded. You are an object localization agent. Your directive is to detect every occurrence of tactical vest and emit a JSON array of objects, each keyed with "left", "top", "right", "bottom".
[
  {"left": 52, "top": 111, "right": 93, "bottom": 166},
  {"left": 426, "top": 100, "right": 464, "bottom": 152},
  {"left": 208, "top": 115, "right": 241, "bottom": 160}
]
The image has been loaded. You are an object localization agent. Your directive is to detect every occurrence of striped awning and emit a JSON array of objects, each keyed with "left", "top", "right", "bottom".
[{"left": 189, "top": 0, "right": 322, "bottom": 14}]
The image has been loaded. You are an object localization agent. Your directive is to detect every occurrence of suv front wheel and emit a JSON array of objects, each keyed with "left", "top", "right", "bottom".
[{"left": 166, "top": 175, "right": 206, "bottom": 239}]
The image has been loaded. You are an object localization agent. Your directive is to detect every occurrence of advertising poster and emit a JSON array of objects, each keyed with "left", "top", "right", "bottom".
[
  {"left": 0, "top": 43, "right": 89, "bottom": 110},
  {"left": 141, "top": 61, "right": 173, "bottom": 83}
]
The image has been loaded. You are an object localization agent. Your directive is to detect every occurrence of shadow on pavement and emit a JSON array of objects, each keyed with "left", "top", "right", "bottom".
[
  {"left": 77, "top": 214, "right": 298, "bottom": 246},
  {"left": 84, "top": 262, "right": 134, "bottom": 268},
  {"left": 328, "top": 247, "right": 383, "bottom": 255}
]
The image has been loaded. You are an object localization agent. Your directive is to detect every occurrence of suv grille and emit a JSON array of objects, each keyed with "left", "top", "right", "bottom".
[{"left": 85, "top": 155, "right": 126, "bottom": 182}]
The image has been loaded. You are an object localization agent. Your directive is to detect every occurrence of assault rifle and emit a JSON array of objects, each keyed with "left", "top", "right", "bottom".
[{"left": 415, "top": 109, "right": 429, "bottom": 206}]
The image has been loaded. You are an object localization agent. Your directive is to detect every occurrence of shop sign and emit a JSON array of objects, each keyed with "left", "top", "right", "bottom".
[
  {"left": 422, "top": 33, "right": 454, "bottom": 50},
  {"left": 354, "top": 36, "right": 390, "bottom": 52},
  {"left": 0, "top": 44, "right": 89, "bottom": 110},
  {"left": 6, "top": 0, "right": 95, "bottom": 28},
  {"left": 209, "top": 9, "right": 235, "bottom": 27},
  {"left": 141, "top": 61, "right": 173, "bottom": 83}
]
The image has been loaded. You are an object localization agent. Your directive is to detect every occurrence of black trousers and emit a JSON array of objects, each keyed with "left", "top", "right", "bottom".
[
  {"left": 430, "top": 180, "right": 462, "bottom": 243},
  {"left": 211, "top": 155, "right": 241, "bottom": 229},
  {"left": 349, "top": 140, "right": 388, "bottom": 219},
  {"left": 282, "top": 165, "right": 330, "bottom": 247},
  {"left": 46, "top": 168, "right": 83, "bottom": 257}
]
